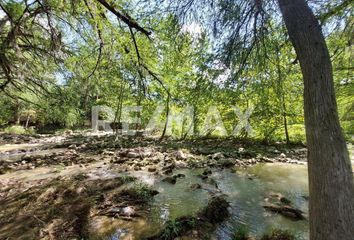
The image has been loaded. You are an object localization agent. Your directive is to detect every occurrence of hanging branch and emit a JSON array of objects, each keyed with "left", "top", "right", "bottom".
[
  {"left": 318, "top": 0, "right": 352, "bottom": 24},
  {"left": 141, "top": 64, "right": 171, "bottom": 141},
  {"left": 95, "top": 0, "right": 151, "bottom": 37},
  {"left": 84, "top": 0, "right": 104, "bottom": 80}
]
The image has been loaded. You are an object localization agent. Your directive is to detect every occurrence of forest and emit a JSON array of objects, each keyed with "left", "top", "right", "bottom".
[{"left": 0, "top": 0, "right": 353, "bottom": 240}]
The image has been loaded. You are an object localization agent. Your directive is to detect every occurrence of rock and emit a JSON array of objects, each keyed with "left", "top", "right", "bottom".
[
  {"left": 141, "top": 149, "right": 153, "bottom": 158},
  {"left": 65, "top": 130, "right": 73, "bottom": 135},
  {"left": 219, "top": 159, "right": 234, "bottom": 168},
  {"left": 201, "top": 196, "right": 229, "bottom": 223},
  {"left": 262, "top": 157, "right": 275, "bottom": 163},
  {"left": 163, "top": 169, "right": 173, "bottom": 175},
  {"left": 113, "top": 157, "right": 127, "bottom": 164},
  {"left": 190, "top": 183, "right": 202, "bottom": 190},
  {"left": 148, "top": 166, "right": 157, "bottom": 172},
  {"left": 103, "top": 150, "right": 115, "bottom": 156},
  {"left": 68, "top": 144, "right": 77, "bottom": 150},
  {"left": 134, "top": 161, "right": 143, "bottom": 167},
  {"left": 162, "top": 176, "right": 176, "bottom": 184},
  {"left": 153, "top": 152, "right": 165, "bottom": 162},
  {"left": 127, "top": 152, "right": 140, "bottom": 158},
  {"left": 175, "top": 161, "right": 188, "bottom": 168},
  {"left": 197, "top": 174, "right": 208, "bottom": 180},
  {"left": 247, "top": 159, "right": 257, "bottom": 164},
  {"left": 280, "top": 196, "right": 292, "bottom": 205},
  {"left": 204, "top": 177, "right": 218, "bottom": 188},
  {"left": 280, "top": 153, "right": 286, "bottom": 158},
  {"left": 162, "top": 163, "right": 175, "bottom": 172},
  {"left": 207, "top": 159, "right": 217, "bottom": 167},
  {"left": 121, "top": 206, "right": 135, "bottom": 217},
  {"left": 212, "top": 152, "right": 224, "bottom": 160},
  {"left": 202, "top": 169, "right": 212, "bottom": 176},
  {"left": 173, "top": 173, "right": 186, "bottom": 179},
  {"left": 21, "top": 154, "right": 31, "bottom": 161},
  {"left": 176, "top": 149, "right": 187, "bottom": 160}
]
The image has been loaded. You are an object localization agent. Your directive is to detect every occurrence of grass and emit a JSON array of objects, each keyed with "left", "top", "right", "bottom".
[
  {"left": 232, "top": 226, "right": 250, "bottom": 240},
  {"left": 158, "top": 216, "right": 197, "bottom": 240},
  {"left": 112, "top": 181, "right": 158, "bottom": 203},
  {"left": 261, "top": 229, "right": 296, "bottom": 240},
  {"left": 85, "top": 175, "right": 136, "bottom": 196}
]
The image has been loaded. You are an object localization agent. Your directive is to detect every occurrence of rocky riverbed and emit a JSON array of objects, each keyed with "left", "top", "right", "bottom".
[{"left": 0, "top": 132, "right": 352, "bottom": 240}]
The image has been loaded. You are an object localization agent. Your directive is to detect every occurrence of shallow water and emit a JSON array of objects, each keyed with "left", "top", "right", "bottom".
[
  {"left": 97, "top": 164, "right": 309, "bottom": 240},
  {"left": 0, "top": 161, "right": 311, "bottom": 239},
  {"left": 214, "top": 164, "right": 309, "bottom": 239}
]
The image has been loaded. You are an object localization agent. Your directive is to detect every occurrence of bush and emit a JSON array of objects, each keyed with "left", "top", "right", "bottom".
[
  {"left": 4, "top": 125, "right": 36, "bottom": 135},
  {"left": 261, "top": 229, "right": 295, "bottom": 240},
  {"left": 4, "top": 125, "right": 27, "bottom": 134}
]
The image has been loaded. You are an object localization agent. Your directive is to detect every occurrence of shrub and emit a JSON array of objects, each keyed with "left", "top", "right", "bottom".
[
  {"left": 4, "top": 125, "right": 27, "bottom": 134},
  {"left": 261, "top": 229, "right": 295, "bottom": 240}
]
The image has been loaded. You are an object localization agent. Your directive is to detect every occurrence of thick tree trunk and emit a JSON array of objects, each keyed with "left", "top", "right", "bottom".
[{"left": 277, "top": 0, "right": 354, "bottom": 239}]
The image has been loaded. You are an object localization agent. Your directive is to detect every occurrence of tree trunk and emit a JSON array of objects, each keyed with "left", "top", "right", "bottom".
[
  {"left": 25, "top": 115, "right": 30, "bottom": 129},
  {"left": 282, "top": 96, "right": 290, "bottom": 144},
  {"left": 275, "top": 46, "right": 290, "bottom": 144},
  {"left": 277, "top": 0, "right": 354, "bottom": 239}
]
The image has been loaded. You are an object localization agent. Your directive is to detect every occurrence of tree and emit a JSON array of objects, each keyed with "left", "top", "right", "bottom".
[{"left": 278, "top": 0, "right": 354, "bottom": 239}]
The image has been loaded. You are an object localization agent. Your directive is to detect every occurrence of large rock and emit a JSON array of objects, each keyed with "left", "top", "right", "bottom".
[
  {"left": 176, "top": 149, "right": 187, "bottom": 160},
  {"left": 201, "top": 196, "right": 229, "bottom": 223},
  {"left": 148, "top": 166, "right": 157, "bottom": 172},
  {"left": 162, "top": 176, "right": 177, "bottom": 184}
]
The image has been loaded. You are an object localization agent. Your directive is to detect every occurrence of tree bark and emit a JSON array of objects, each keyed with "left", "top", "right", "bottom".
[{"left": 277, "top": 0, "right": 354, "bottom": 239}]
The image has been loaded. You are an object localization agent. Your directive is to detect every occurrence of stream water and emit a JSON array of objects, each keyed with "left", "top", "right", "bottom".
[
  {"left": 1, "top": 140, "right": 354, "bottom": 240},
  {"left": 94, "top": 164, "right": 309, "bottom": 240}
]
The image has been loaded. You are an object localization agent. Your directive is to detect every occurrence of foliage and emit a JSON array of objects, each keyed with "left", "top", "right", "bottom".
[
  {"left": 260, "top": 229, "right": 296, "bottom": 240},
  {"left": 4, "top": 125, "right": 35, "bottom": 134},
  {"left": 157, "top": 216, "right": 197, "bottom": 240},
  {"left": 0, "top": 0, "right": 352, "bottom": 144}
]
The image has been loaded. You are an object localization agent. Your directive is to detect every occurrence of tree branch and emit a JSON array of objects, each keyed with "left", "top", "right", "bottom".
[{"left": 95, "top": 0, "right": 151, "bottom": 37}]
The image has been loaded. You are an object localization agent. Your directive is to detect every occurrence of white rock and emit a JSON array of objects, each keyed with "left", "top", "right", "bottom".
[
  {"left": 212, "top": 152, "right": 224, "bottom": 160},
  {"left": 176, "top": 149, "right": 187, "bottom": 160}
]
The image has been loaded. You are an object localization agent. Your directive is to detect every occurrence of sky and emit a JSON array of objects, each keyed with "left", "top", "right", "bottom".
[
  {"left": 181, "top": 22, "right": 202, "bottom": 36},
  {"left": 0, "top": 8, "right": 5, "bottom": 18}
]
